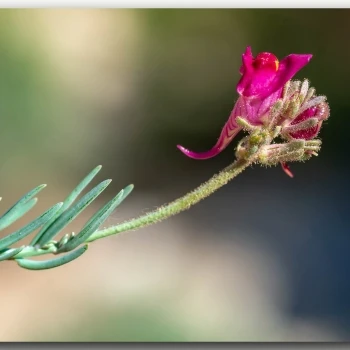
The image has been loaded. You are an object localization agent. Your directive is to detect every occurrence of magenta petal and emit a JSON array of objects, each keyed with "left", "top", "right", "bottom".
[
  {"left": 273, "top": 53, "right": 313, "bottom": 94},
  {"left": 237, "top": 47, "right": 312, "bottom": 99},
  {"left": 177, "top": 144, "right": 224, "bottom": 160},
  {"left": 239, "top": 46, "right": 254, "bottom": 75},
  {"left": 177, "top": 105, "right": 242, "bottom": 160}
]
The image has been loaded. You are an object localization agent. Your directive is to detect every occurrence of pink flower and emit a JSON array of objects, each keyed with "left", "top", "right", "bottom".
[{"left": 177, "top": 46, "right": 312, "bottom": 160}]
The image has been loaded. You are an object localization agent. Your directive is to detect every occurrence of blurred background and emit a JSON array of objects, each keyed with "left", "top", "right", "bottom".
[{"left": 0, "top": 9, "right": 349, "bottom": 342}]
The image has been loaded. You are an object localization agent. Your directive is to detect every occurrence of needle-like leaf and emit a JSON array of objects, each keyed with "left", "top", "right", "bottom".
[
  {"left": 16, "top": 245, "right": 88, "bottom": 270},
  {"left": 0, "top": 198, "right": 38, "bottom": 231},
  {"left": 0, "top": 246, "right": 25, "bottom": 261},
  {"left": 0, "top": 202, "right": 63, "bottom": 251},
  {"left": 30, "top": 166, "right": 102, "bottom": 246},
  {"left": 34, "top": 179, "right": 112, "bottom": 247},
  {"left": 58, "top": 184, "right": 134, "bottom": 252},
  {"left": 0, "top": 184, "right": 46, "bottom": 231}
]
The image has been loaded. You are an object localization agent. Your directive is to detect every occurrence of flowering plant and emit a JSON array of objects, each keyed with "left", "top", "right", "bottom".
[
  {"left": 178, "top": 46, "right": 329, "bottom": 177},
  {"left": 0, "top": 46, "right": 330, "bottom": 270}
]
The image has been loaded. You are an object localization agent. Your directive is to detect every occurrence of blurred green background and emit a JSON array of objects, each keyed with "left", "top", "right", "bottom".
[{"left": 0, "top": 9, "right": 349, "bottom": 341}]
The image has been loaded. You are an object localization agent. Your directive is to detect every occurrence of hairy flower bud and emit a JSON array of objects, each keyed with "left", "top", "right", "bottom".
[{"left": 282, "top": 101, "right": 330, "bottom": 140}]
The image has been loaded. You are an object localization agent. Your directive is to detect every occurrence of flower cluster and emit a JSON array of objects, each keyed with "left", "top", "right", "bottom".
[{"left": 177, "top": 46, "right": 330, "bottom": 177}]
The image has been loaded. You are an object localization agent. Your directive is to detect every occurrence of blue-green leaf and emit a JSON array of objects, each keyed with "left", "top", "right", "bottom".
[
  {"left": 34, "top": 179, "right": 112, "bottom": 247},
  {"left": 59, "top": 184, "right": 134, "bottom": 252},
  {"left": 0, "top": 202, "right": 63, "bottom": 251},
  {"left": 0, "top": 198, "right": 38, "bottom": 232},
  {"left": 30, "top": 166, "right": 102, "bottom": 246},
  {"left": 16, "top": 245, "right": 88, "bottom": 270},
  {"left": 0, "top": 246, "right": 25, "bottom": 261},
  {"left": 0, "top": 184, "right": 46, "bottom": 231}
]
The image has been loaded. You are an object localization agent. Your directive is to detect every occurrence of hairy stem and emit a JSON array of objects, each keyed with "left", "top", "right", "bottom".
[
  {"left": 87, "top": 157, "right": 252, "bottom": 243},
  {"left": 10, "top": 155, "right": 252, "bottom": 261}
]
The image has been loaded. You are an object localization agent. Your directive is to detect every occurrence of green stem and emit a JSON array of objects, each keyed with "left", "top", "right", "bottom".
[
  {"left": 87, "top": 157, "right": 252, "bottom": 243},
  {"left": 12, "top": 245, "right": 57, "bottom": 259},
  {"left": 9, "top": 155, "right": 252, "bottom": 261}
]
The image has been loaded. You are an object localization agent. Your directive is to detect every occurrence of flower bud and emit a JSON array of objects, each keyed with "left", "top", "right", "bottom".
[{"left": 282, "top": 101, "right": 330, "bottom": 140}]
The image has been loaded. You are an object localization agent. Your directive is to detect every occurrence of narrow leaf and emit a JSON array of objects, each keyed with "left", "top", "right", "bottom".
[
  {"left": 31, "top": 165, "right": 102, "bottom": 246},
  {"left": 34, "top": 179, "right": 112, "bottom": 247},
  {"left": 59, "top": 185, "right": 134, "bottom": 252},
  {"left": 119, "top": 184, "right": 134, "bottom": 201},
  {"left": 0, "top": 198, "right": 38, "bottom": 232},
  {"left": 0, "top": 202, "right": 63, "bottom": 251},
  {"left": 16, "top": 245, "right": 88, "bottom": 270},
  {"left": 0, "top": 246, "right": 25, "bottom": 261},
  {"left": 0, "top": 184, "right": 46, "bottom": 231}
]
